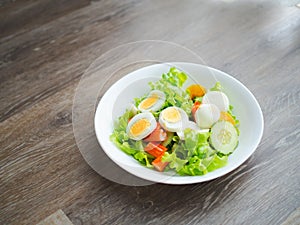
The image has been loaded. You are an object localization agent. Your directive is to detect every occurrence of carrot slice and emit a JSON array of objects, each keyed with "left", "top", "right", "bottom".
[
  {"left": 219, "top": 111, "right": 236, "bottom": 126},
  {"left": 152, "top": 156, "right": 169, "bottom": 172},
  {"left": 187, "top": 84, "right": 206, "bottom": 99},
  {"left": 144, "top": 142, "right": 167, "bottom": 158}
]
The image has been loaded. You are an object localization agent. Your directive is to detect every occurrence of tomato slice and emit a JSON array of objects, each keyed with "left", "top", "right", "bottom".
[{"left": 192, "top": 101, "right": 201, "bottom": 120}]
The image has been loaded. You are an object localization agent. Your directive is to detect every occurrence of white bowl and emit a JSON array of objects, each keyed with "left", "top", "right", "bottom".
[{"left": 94, "top": 62, "right": 264, "bottom": 184}]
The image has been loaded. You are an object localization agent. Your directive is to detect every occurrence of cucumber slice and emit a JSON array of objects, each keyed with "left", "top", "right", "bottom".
[
  {"left": 210, "top": 121, "right": 238, "bottom": 154},
  {"left": 162, "top": 132, "right": 174, "bottom": 147}
]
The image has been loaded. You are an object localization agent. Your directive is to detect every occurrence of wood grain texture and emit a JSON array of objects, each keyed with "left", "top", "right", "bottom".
[
  {"left": 0, "top": 0, "right": 90, "bottom": 39},
  {"left": 37, "top": 209, "right": 74, "bottom": 225},
  {"left": 280, "top": 208, "right": 300, "bottom": 225},
  {"left": 0, "top": 0, "right": 299, "bottom": 225}
]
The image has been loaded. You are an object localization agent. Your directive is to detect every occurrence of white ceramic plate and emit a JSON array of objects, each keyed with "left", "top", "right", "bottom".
[{"left": 94, "top": 62, "right": 264, "bottom": 184}]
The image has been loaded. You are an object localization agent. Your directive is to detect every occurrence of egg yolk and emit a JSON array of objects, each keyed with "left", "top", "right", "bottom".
[
  {"left": 140, "top": 94, "right": 158, "bottom": 109},
  {"left": 162, "top": 107, "right": 181, "bottom": 123},
  {"left": 130, "top": 118, "right": 151, "bottom": 136}
]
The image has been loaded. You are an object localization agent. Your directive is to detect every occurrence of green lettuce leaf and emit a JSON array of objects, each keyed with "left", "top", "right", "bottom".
[
  {"left": 178, "top": 156, "right": 208, "bottom": 176},
  {"left": 178, "top": 154, "right": 227, "bottom": 175},
  {"left": 113, "top": 109, "right": 133, "bottom": 133},
  {"left": 228, "top": 105, "right": 240, "bottom": 128},
  {"left": 183, "top": 128, "right": 210, "bottom": 157},
  {"left": 149, "top": 67, "right": 193, "bottom": 115},
  {"left": 210, "top": 81, "right": 222, "bottom": 91},
  {"left": 207, "top": 154, "right": 228, "bottom": 172},
  {"left": 110, "top": 134, "right": 137, "bottom": 155},
  {"left": 162, "top": 129, "right": 229, "bottom": 176},
  {"left": 110, "top": 109, "right": 154, "bottom": 167},
  {"left": 161, "top": 67, "right": 187, "bottom": 87},
  {"left": 162, "top": 151, "right": 187, "bottom": 172},
  {"left": 134, "top": 151, "right": 154, "bottom": 168}
]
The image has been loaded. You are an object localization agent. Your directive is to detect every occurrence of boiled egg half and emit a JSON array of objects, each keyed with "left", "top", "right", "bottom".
[
  {"left": 138, "top": 90, "right": 165, "bottom": 112},
  {"left": 202, "top": 91, "right": 229, "bottom": 112},
  {"left": 126, "top": 112, "right": 156, "bottom": 140},
  {"left": 159, "top": 106, "right": 188, "bottom": 132},
  {"left": 176, "top": 121, "right": 210, "bottom": 140},
  {"left": 194, "top": 104, "right": 220, "bottom": 129}
]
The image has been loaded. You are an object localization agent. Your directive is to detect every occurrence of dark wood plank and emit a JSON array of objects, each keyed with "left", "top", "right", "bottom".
[
  {"left": 0, "top": 0, "right": 138, "bottom": 122},
  {"left": 0, "top": 0, "right": 90, "bottom": 39},
  {"left": 0, "top": 1, "right": 299, "bottom": 225}
]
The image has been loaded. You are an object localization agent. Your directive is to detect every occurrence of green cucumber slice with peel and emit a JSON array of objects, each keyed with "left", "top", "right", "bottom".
[
  {"left": 210, "top": 121, "right": 238, "bottom": 154},
  {"left": 162, "top": 132, "right": 174, "bottom": 147}
]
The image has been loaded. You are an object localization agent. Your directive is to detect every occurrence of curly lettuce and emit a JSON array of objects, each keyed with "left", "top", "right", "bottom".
[
  {"left": 162, "top": 129, "right": 228, "bottom": 176},
  {"left": 148, "top": 67, "right": 193, "bottom": 115},
  {"left": 110, "top": 109, "right": 154, "bottom": 167},
  {"left": 210, "top": 81, "right": 222, "bottom": 92}
]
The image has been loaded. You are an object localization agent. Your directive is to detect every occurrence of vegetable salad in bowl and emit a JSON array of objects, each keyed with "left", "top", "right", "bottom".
[{"left": 110, "top": 67, "right": 240, "bottom": 176}]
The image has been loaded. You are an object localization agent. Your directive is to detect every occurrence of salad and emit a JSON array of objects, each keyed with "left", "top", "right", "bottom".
[{"left": 110, "top": 67, "right": 239, "bottom": 176}]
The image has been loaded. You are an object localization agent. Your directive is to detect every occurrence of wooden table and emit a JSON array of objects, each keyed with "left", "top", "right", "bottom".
[{"left": 1, "top": 0, "right": 299, "bottom": 224}]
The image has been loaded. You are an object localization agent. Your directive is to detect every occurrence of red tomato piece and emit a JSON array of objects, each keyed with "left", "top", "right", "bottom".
[{"left": 192, "top": 101, "right": 201, "bottom": 121}]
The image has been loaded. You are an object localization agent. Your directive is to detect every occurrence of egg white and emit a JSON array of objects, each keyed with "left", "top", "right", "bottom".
[
  {"left": 159, "top": 106, "right": 188, "bottom": 132},
  {"left": 128, "top": 103, "right": 138, "bottom": 115},
  {"left": 176, "top": 121, "right": 210, "bottom": 140},
  {"left": 138, "top": 90, "right": 165, "bottom": 112},
  {"left": 126, "top": 112, "right": 156, "bottom": 140},
  {"left": 194, "top": 104, "right": 220, "bottom": 129},
  {"left": 202, "top": 91, "right": 229, "bottom": 112}
]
